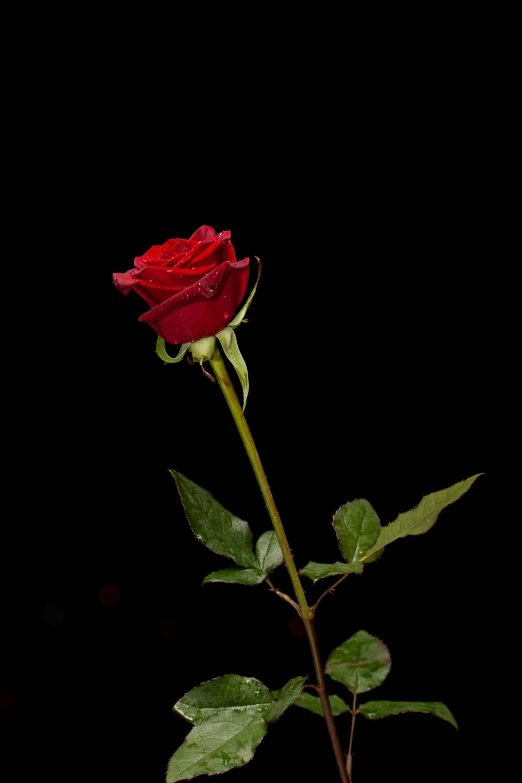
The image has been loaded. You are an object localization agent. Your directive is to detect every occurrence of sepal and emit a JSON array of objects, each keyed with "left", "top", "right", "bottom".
[
  {"left": 156, "top": 337, "right": 190, "bottom": 363},
  {"left": 216, "top": 327, "right": 249, "bottom": 410}
]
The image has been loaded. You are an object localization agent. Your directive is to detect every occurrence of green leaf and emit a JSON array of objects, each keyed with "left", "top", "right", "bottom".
[
  {"left": 228, "top": 257, "right": 262, "bottom": 329},
  {"left": 300, "top": 561, "right": 363, "bottom": 582},
  {"left": 255, "top": 531, "right": 284, "bottom": 574},
  {"left": 362, "top": 474, "right": 482, "bottom": 561},
  {"left": 263, "top": 677, "right": 307, "bottom": 723},
  {"left": 171, "top": 471, "right": 257, "bottom": 568},
  {"left": 174, "top": 675, "right": 274, "bottom": 725},
  {"left": 326, "top": 630, "right": 391, "bottom": 695},
  {"left": 333, "top": 499, "right": 381, "bottom": 562},
  {"left": 216, "top": 327, "right": 249, "bottom": 410},
  {"left": 203, "top": 568, "right": 266, "bottom": 586},
  {"left": 363, "top": 548, "right": 384, "bottom": 564},
  {"left": 359, "top": 700, "right": 458, "bottom": 729},
  {"left": 156, "top": 336, "right": 190, "bottom": 363},
  {"left": 167, "top": 710, "right": 267, "bottom": 781},
  {"left": 296, "top": 692, "right": 351, "bottom": 717}
]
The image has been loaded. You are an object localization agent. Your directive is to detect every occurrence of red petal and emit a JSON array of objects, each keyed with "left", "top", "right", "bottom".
[
  {"left": 189, "top": 225, "right": 216, "bottom": 242},
  {"left": 113, "top": 271, "right": 138, "bottom": 295},
  {"left": 138, "top": 258, "right": 250, "bottom": 344}
]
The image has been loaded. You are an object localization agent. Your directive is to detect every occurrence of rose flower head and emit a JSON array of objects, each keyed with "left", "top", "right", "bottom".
[{"left": 113, "top": 225, "right": 250, "bottom": 345}]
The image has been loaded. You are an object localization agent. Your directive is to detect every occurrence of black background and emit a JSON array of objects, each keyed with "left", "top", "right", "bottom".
[{"left": 1, "top": 50, "right": 509, "bottom": 782}]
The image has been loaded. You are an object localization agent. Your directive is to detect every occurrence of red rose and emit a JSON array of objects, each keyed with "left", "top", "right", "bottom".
[{"left": 113, "top": 226, "right": 250, "bottom": 344}]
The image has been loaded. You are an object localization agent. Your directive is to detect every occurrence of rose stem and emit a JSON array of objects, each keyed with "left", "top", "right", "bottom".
[
  {"left": 209, "top": 346, "right": 350, "bottom": 783},
  {"left": 347, "top": 692, "right": 358, "bottom": 777}
]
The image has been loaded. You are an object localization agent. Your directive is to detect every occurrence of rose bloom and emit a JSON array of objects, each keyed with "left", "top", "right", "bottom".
[{"left": 113, "top": 226, "right": 249, "bottom": 344}]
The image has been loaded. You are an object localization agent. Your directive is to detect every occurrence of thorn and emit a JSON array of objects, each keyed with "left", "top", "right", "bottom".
[{"left": 186, "top": 355, "right": 193, "bottom": 365}]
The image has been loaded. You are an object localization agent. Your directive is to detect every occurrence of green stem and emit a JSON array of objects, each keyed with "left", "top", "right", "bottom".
[
  {"left": 347, "top": 692, "right": 357, "bottom": 778},
  {"left": 210, "top": 347, "right": 350, "bottom": 783}
]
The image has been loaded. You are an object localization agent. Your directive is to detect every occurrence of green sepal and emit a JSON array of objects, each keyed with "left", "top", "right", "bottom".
[
  {"left": 228, "top": 257, "right": 262, "bottom": 329},
  {"left": 216, "top": 327, "right": 249, "bottom": 410},
  {"left": 156, "top": 336, "right": 190, "bottom": 363}
]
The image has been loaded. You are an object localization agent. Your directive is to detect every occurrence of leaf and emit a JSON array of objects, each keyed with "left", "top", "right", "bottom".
[
  {"left": 216, "top": 327, "right": 249, "bottom": 410},
  {"left": 156, "top": 336, "right": 190, "bottom": 363},
  {"left": 359, "top": 700, "right": 458, "bottom": 729},
  {"left": 363, "top": 548, "right": 384, "bottom": 564},
  {"left": 296, "top": 692, "right": 351, "bottom": 717},
  {"left": 171, "top": 471, "right": 258, "bottom": 568},
  {"left": 362, "top": 474, "right": 482, "bottom": 560},
  {"left": 167, "top": 710, "right": 267, "bottom": 781},
  {"left": 326, "top": 630, "right": 391, "bottom": 695},
  {"left": 364, "top": 549, "right": 384, "bottom": 565},
  {"left": 263, "top": 677, "right": 307, "bottom": 723},
  {"left": 174, "top": 675, "right": 274, "bottom": 725},
  {"left": 228, "top": 257, "right": 262, "bottom": 329},
  {"left": 333, "top": 499, "right": 381, "bottom": 562},
  {"left": 300, "top": 561, "right": 363, "bottom": 582},
  {"left": 255, "top": 531, "right": 284, "bottom": 574},
  {"left": 203, "top": 568, "right": 266, "bottom": 586}
]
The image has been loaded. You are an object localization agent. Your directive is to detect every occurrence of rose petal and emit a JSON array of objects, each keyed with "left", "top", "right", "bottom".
[
  {"left": 114, "top": 226, "right": 245, "bottom": 342},
  {"left": 138, "top": 258, "right": 250, "bottom": 344},
  {"left": 113, "top": 271, "right": 139, "bottom": 296},
  {"left": 189, "top": 225, "right": 216, "bottom": 242}
]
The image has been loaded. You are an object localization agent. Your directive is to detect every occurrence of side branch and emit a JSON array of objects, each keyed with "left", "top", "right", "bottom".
[
  {"left": 310, "top": 574, "right": 350, "bottom": 617},
  {"left": 266, "top": 578, "right": 301, "bottom": 614}
]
